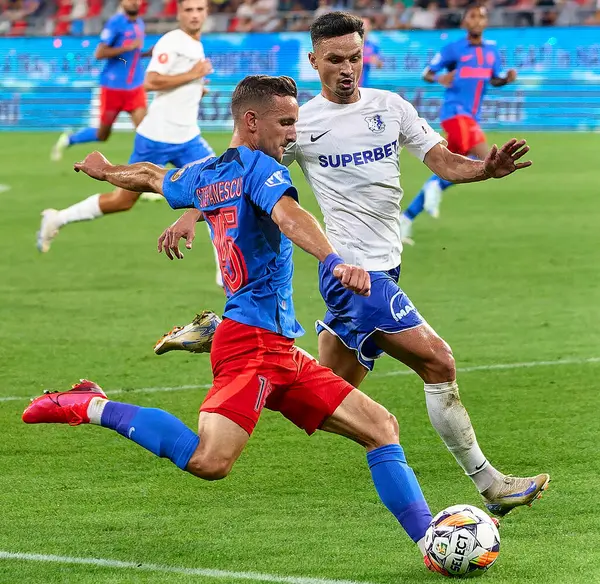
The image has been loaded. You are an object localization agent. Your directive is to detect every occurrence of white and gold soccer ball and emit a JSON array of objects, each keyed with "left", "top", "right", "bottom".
[{"left": 425, "top": 504, "right": 500, "bottom": 578}]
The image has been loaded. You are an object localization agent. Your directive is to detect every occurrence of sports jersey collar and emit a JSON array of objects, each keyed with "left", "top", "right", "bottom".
[{"left": 317, "top": 90, "right": 364, "bottom": 109}]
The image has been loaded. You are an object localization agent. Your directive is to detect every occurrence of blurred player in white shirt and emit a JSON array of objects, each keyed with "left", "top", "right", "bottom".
[
  {"left": 38, "top": 0, "right": 220, "bottom": 284},
  {"left": 156, "top": 12, "right": 548, "bottom": 518}
]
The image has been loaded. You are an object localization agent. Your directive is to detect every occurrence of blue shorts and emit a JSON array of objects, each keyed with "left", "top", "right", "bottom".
[
  {"left": 128, "top": 133, "right": 215, "bottom": 167},
  {"left": 316, "top": 264, "right": 424, "bottom": 370}
]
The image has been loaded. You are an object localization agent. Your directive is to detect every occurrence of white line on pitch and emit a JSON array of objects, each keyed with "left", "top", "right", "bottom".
[
  {"left": 0, "top": 184, "right": 11, "bottom": 194},
  {"left": 0, "top": 551, "right": 374, "bottom": 584},
  {"left": 1, "top": 356, "right": 599, "bottom": 404},
  {"left": 373, "top": 356, "right": 600, "bottom": 378}
]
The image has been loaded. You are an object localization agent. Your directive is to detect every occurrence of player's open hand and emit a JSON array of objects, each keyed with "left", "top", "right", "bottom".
[
  {"left": 158, "top": 209, "right": 202, "bottom": 260},
  {"left": 484, "top": 139, "right": 532, "bottom": 179},
  {"left": 74, "top": 151, "right": 112, "bottom": 181},
  {"left": 333, "top": 264, "right": 371, "bottom": 297}
]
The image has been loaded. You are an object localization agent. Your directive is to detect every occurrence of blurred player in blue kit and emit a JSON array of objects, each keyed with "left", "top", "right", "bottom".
[
  {"left": 38, "top": 0, "right": 217, "bottom": 272},
  {"left": 400, "top": 4, "right": 518, "bottom": 244},
  {"left": 358, "top": 16, "right": 383, "bottom": 88},
  {"left": 25, "top": 75, "right": 438, "bottom": 561},
  {"left": 51, "top": 0, "right": 150, "bottom": 161}
]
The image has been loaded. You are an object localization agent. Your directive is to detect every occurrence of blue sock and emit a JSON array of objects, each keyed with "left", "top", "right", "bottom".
[
  {"left": 100, "top": 401, "right": 199, "bottom": 470},
  {"left": 367, "top": 444, "right": 432, "bottom": 542},
  {"left": 404, "top": 189, "right": 425, "bottom": 220},
  {"left": 68, "top": 127, "right": 100, "bottom": 146},
  {"left": 403, "top": 176, "right": 455, "bottom": 221}
]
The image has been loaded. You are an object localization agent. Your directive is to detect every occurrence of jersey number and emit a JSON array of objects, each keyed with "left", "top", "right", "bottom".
[
  {"left": 206, "top": 207, "right": 248, "bottom": 294},
  {"left": 254, "top": 376, "right": 273, "bottom": 412}
]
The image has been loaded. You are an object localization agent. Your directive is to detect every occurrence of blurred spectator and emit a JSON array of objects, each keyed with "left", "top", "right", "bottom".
[
  {"left": 410, "top": 0, "right": 438, "bottom": 28},
  {"left": 70, "top": 0, "right": 88, "bottom": 34},
  {"left": 436, "top": 0, "right": 465, "bottom": 28},
  {"left": 313, "top": 0, "right": 332, "bottom": 18},
  {"left": 2, "top": 0, "right": 600, "bottom": 35},
  {"left": 513, "top": 0, "right": 536, "bottom": 26},
  {"left": 584, "top": 7, "right": 600, "bottom": 22},
  {"left": 252, "top": 0, "right": 280, "bottom": 30},
  {"left": 233, "top": 0, "right": 255, "bottom": 29},
  {"left": 380, "top": 0, "right": 408, "bottom": 29}
]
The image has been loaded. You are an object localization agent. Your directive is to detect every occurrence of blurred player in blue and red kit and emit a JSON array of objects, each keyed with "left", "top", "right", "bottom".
[
  {"left": 400, "top": 4, "right": 518, "bottom": 244},
  {"left": 51, "top": 0, "right": 150, "bottom": 161},
  {"left": 358, "top": 16, "right": 382, "bottom": 88},
  {"left": 25, "top": 75, "right": 436, "bottom": 560}
]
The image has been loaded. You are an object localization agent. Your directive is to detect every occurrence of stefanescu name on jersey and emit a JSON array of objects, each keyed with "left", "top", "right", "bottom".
[
  {"left": 196, "top": 176, "right": 243, "bottom": 207},
  {"left": 318, "top": 139, "right": 399, "bottom": 168}
]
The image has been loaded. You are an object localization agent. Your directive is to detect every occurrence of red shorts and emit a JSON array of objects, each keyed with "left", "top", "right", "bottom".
[
  {"left": 99, "top": 86, "right": 147, "bottom": 126},
  {"left": 201, "top": 319, "right": 354, "bottom": 436},
  {"left": 441, "top": 115, "right": 486, "bottom": 156}
]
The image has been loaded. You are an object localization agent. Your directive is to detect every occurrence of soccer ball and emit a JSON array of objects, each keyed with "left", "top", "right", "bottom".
[{"left": 425, "top": 504, "right": 500, "bottom": 578}]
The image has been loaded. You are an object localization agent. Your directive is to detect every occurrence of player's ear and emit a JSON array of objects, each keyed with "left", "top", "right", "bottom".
[
  {"left": 244, "top": 110, "right": 258, "bottom": 133},
  {"left": 308, "top": 52, "right": 318, "bottom": 70}
]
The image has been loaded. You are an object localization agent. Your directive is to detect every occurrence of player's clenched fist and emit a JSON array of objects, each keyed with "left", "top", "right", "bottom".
[
  {"left": 333, "top": 264, "right": 371, "bottom": 297},
  {"left": 74, "top": 151, "right": 112, "bottom": 180}
]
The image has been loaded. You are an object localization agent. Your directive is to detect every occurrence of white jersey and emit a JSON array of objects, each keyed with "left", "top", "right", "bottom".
[
  {"left": 137, "top": 29, "right": 205, "bottom": 144},
  {"left": 284, "top": 88, "right": 443, "bottom": 271}
]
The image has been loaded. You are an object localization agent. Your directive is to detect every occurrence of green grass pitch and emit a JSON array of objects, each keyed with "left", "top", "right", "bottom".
[{"left": 0, "top": 131, "right": 599, "bottom": 584}]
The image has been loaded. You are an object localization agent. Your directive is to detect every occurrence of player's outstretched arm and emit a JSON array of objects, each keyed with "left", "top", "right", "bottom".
[
  {"left": 271, "top": 196, "right": 370, "bottom": 296},
  {"left": 74, "top": 151, "right": 167, "bottom": 193},
  {"left": 424, "top": 139, "right": 532, "bottom": 183}
]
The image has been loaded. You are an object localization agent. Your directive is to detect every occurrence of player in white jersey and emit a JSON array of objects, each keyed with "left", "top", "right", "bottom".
[
  {"left": 37, "top": 0, "right": 218, "bottom": 276},
  {"left": 154, "top": 12, "right": 549, "bottom": 517}
]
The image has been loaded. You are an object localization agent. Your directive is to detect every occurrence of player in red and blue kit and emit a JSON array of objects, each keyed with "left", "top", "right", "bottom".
[
  {"left": 400, "top": 4, "right": 517, "bottom": 244},
  {"left": 24, "top": 76, "right": 437, "bottom": 560},
  {"left": 359, "top": 17, "right": 382, "bottom": 88},
  {"left": 51, "top": 0, "right": 150, "bottom": 161}
]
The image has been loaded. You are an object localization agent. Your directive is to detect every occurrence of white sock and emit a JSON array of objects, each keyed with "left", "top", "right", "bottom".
[
  {"left": 57, "top": 193, "right": 103, "bottom": 226},
  {"left": 424, "top": 381, "right": 504, "bottom": 493},
  {"left": 417, "top": 536, "right": 427, "bottom": 557},
  {"left": 87, "top": 396, "right": 108, "bottom": 425}
]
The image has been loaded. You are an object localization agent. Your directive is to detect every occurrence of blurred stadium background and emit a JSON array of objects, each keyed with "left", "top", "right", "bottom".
[{"left": 1, "top": 0, "right": 600, "bottom": 132}]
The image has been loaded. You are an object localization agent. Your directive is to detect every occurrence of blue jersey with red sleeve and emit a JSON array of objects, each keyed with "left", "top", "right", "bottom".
[
  {"left": 98, "top": 13, "right": 145, "bottom": 90},
  {"left": 162, "top": 146, "right": 305, "bottom": 339},
  {"left": 427, "top": 37, "right": 505, "bottom": 122}
]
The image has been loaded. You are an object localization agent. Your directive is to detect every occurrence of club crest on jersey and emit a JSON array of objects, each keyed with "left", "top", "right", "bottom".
[
  {"left": 170, "top": 167, "right": 187, "bottom": 181},
  {"left": 365, "top": 114, "right": 386, "bottom": 134}
]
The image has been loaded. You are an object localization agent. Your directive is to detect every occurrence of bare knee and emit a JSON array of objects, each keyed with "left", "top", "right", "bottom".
[
  {"left": 365, "top": 409, "right": 400, "bottom": 450},
  {"left": 186, "top": 454, "right": 234, "bottom": 481},
  {"left": 422, "top": 339, "right": 456, "bottom": 384}
]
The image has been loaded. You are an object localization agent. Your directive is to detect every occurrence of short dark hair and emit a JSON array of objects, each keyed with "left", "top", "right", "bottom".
[
  {"left": 462, "top": 3, "right": 487, "bottom": 20},
  {"left": 231, "top": 75, "right": 298, "bottom": 120},
  {"left": 310, "top": 12, "right": 364, "bottom": 48}
]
